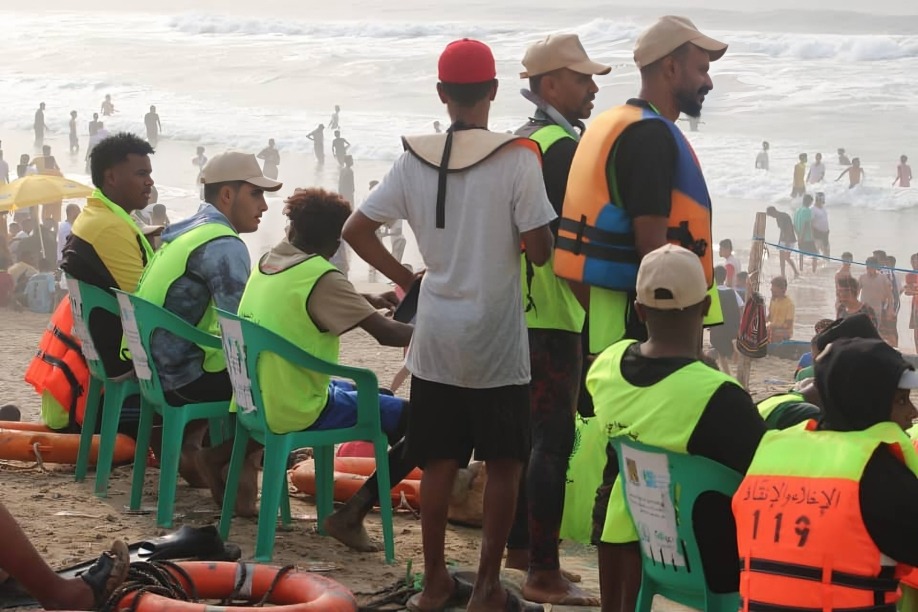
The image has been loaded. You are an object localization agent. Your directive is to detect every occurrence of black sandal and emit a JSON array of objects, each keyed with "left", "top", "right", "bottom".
[{"left": 78, "top": 540, "right": 130, "bottom": 607}]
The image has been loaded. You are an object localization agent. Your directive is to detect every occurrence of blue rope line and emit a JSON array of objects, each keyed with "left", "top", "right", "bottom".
[{"left": 753, "top": 237, "right": 918, "bottom": 274}]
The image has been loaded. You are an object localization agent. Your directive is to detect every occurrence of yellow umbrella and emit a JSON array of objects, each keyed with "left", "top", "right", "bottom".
[{"left": 0, "top": 174, "right": 93, "bottom": 212}]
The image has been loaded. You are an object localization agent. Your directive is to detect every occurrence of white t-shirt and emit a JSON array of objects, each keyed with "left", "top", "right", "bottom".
[
  {"left": 359, "top": 145, "right": 555, "bottom": 388},
  {"left": 724, "top": 254, "right": 742, "bottom": 286},
  {"left": 811, "top": 206, "right": 829, "bottom": 233},
  {"left": 807, "top": 161, "right": 825, "bottom": 183}
]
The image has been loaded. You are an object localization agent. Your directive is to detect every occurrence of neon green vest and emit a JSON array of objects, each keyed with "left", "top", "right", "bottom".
[
  {"left": 748, "top": 421, "right": 918, "bottom": 480},
  {"left": 588, "top": 339, "right": 737, "bottom": 452},
  {"left": 236, "top": 253, "right": 339, "bottom": 434},
  {"left": 134, "top": 222, "right": 238, "bottom": 374},
  {"left": 757, "top": 392, "right": 804, "bottom": 420},
  {"left": 520, "top": 125, "right": 585, "bottom": 333},
  {"left": 586, "top": 338, "right": 738, "bottom": 543},
  {"left": 588, "top": 285, "right": 723, "bottom": 353}
]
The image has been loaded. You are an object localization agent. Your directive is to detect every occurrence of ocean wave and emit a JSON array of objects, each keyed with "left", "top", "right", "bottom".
[
  {"left": 165, "top": 13, "right": 515, "bottom": 39},
  {"left": 730, "top": 33, "right": 918, "bottom": 61}
]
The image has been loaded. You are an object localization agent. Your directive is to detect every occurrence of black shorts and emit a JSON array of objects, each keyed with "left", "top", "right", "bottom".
[
  {"left": 163, "top": 370, "right": 233, "bottom": 407},
  {"left": 406, "top": 376, "right": 531, "bottom": 468}
]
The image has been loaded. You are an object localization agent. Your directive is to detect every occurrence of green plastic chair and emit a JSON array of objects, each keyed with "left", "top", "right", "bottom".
[
  {"left": 66, "top": 278, "right": 139, "bottom": 497},
  {"left": 114, "top": 290, "right": 232, "bottom": 528},
  {"left": 610, "top": 437, "right": 742, "bottom": 612},
  {"left": 214, "top": 309, "right": 395, "bottom": 563}
]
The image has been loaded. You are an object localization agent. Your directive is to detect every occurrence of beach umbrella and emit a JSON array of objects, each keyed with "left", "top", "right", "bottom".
[{"left": 0, "top": 174, "right": 93, "bottom": 212}]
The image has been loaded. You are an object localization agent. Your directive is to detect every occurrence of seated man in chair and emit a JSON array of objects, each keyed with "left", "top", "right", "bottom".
[
  {"left": 133, "top": 151, "right": 281, "bottom": 501},
  {"left": 228, "top": 187, "right": 413, "bottom": 552},
  {"left": 587, "top": 245, "right": 766, "bottom": 607}
]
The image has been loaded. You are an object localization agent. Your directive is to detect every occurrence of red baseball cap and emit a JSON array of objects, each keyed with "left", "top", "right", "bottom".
[{"left": 438, "top": 38, "right": 496, "bottom": 84}]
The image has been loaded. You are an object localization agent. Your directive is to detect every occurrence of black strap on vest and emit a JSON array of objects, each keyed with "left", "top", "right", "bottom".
[
  {"left": 555, "top": 236, "right": 642, "bottom": 265},
  {"left": 36, "top": 350, "right": 84, "bottom": 433},
  {"left": 435, "top": 122, "right": 486, "bottom": 229},
  {"left": 667, "top": 221, "right": 708, "bottom": 258},
  {"left": 740, "top": 557, "right": 897, "bottom": 611},
  {"left": 558, "top": 217, "right": 635, "bottom": 247}
]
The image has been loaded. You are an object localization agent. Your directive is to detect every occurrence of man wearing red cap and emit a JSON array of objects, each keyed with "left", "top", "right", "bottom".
[{"left": 344, "top": 38, "right": 556, "bottom": 612}]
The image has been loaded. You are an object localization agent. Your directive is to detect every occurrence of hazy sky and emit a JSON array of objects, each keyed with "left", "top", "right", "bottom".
[{"left": 25, "top": 0, "right": 918, "bottom": 16}]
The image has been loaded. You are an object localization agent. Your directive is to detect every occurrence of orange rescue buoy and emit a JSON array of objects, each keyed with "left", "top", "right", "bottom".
[
  {"left": 290, "top": 461, "right": 421, "bottom": 510},
  {"left": 120, "top": 561, "right": 357, "bottom": 611},
  {"left": 332, "top": 456, "right": 422, "bottom": 481},
  {"left": 0, "top": 427, "right": 135, "bottom": 465},
  {"left": 0, "top": 421, "right": 56, "bottom": 432}
]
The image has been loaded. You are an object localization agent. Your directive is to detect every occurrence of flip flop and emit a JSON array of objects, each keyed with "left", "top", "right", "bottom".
[
  {"left": 78, "top": 540, "right": 130, "bottom": 607},
  {"left": 137, "top": 525, "right": 240, "bottom": 561},
  {"left": 405, "top": 575, "right": 473, "bottom": 611}
]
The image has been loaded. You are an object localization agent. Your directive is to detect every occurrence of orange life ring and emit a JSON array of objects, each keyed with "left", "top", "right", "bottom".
[
  {"left": 0, "top": 421, "right": 56, "bottom": 432},
  {"left": 289, "top": 461, "right": 421, "bottom": 510},
  {"left": 0, "top": 427, "right": 135, "bottom": 465},
  {"left": 120, "top": 561, "right": 357, "bottom": 611},
  {"left": 333, "top": 456, "right": 422, "bottom": 481}
]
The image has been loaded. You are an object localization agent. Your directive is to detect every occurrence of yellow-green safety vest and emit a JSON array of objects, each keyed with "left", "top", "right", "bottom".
[
  {"left": 134, "top": 221, "right": 239, "bottom": 374},
  {"left": 757, "top": 392, "right": 804, "bottom": 420},
  {"left": 586, "top": 338, "right": 738, "bottom": 542},
  {"left": 520, "top": 124, "right": 585, "bottom": 333},
  {"left": 236, "top": 252, "right": 339, "bottom": 434}
]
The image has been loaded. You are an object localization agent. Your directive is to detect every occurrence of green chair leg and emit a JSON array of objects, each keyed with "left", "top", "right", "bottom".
[
  {"left": 155, "top": 410, "right": 187, "bottom": 528},
  {"left": 75, "top": 378, "right": 102, "bottom": 483},
  {"left": 94, "top": 382, "right": 131, "bottom": 498},
  {"left": 314, "top": 445, "right": 335, "bottom": 535},
  {"left": 373, "top": 436, "right": 395, "bottom": 564},
  {"left": 129, "top": 399, "right": 156, "bottom": 510},
  {"left": 219, "top": 422, "right": 250, "bottom": 541},
  {"left": 254, "top": 440, "right": 290, "bottom": 562},
  {"left": 280, "top": 478, "right": 292, "bottom": 527}
]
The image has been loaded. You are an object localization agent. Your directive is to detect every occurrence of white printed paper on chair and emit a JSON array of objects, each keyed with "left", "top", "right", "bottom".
[{"left": 619, "top": 444, "right": 684, "bottom": 567}]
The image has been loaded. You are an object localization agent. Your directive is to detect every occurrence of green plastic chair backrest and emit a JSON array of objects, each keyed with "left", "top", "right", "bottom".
[
  {"left": 114, "top": 290, "right": 223, "bottom": 407},
  {"left": 66, "top": 278, "right": 120, "bottom": 381},
  {"left": 610, "top": 437, "right": 743, "bottom": 608},
  {"left": 214, "top": 309, "right": 381, "bottom": 436}
]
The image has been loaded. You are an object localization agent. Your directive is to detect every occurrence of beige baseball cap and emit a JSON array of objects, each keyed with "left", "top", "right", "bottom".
[
  {"left": 520, "top": 33, "right": 612, "bottom": 78},
  {"left": 636, "top": 244, "right": 708, "bottom": 310},
  {"left": 201, "top": 151, "right": 283, "bottom": 191},
  {"left": 633, "top": 16, "right": 727, "bottom": 69}
]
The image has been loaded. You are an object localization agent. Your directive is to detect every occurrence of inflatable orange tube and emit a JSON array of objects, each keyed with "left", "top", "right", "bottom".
[
  {"left": 333, "top": 456, "right": 422, "bottom": 481},
  {"left": 121, "top": 561, "right": 356, "bottom": 611},
  {"left": 0, "top": 422, "right": 56, "bottom": 432},
  {"left": 290, "top": 462, "right": 421, "bottom": 510},
  {"left": 0, "top": 428, "right": 135, "bottom": 465}
]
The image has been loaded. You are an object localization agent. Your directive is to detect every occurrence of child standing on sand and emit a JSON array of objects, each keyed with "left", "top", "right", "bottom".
[{"left": 768, "top": 276, "right": 795, "bottom": 342}]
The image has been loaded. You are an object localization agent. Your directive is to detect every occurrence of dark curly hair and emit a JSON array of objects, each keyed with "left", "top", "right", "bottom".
[
  {"left": 89, "top": 132, "right": 154, "bottom": 188},
  {"left": 284, "top": 188, "right": 352, "bottom": 252}
]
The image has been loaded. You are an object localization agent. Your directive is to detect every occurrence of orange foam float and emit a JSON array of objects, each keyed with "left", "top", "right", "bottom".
[
  {"left": 119, "top": 561, "right": 357, "bottom": 611},
  {"left": 290, "top": 457, "right": 421, "bottom": 510},
  {"left": 0, "top": 427, "right": 135, "bottom": 465}
]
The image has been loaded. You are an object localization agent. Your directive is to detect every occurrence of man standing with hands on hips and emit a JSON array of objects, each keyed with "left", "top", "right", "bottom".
[
  {"left": 505, "top": 32, "right": 608, "bottom": 607},
  {"left": 552, "top": 16, "right": 727, "bottom": 610}
]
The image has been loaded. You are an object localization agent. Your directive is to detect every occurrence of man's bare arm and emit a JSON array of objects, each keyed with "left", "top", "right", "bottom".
[
  {"left": 343, "top": 211, "right": 415, "bottom": 291},
  {"left": 521, "top": 224, "right": 553, "bottom": 266},
  {"left": 632, "top": 215, "right": 670, "bottom": 257}
]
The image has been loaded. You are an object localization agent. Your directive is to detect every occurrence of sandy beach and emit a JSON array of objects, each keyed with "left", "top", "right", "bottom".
[{"left": 0, "top": 302, "right": 799, "bottom": 611}]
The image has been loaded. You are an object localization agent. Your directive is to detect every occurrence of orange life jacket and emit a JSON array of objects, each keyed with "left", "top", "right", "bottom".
[
  {"left": 733, "top": 421, "right": 915, "bottom": 612},
  {"left": 553, "top": 103, "right": 713, "bottom": 291},
  {"left": 24, "top": 297, "right": 89, "bottom": 429}
]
